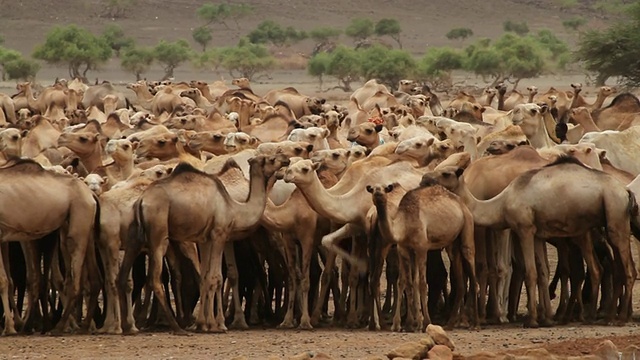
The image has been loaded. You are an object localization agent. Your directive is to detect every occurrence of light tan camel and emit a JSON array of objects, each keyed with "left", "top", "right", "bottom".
[
  {"left": 430, "top": 156, "right": 637, "bottom": 327},
  {"left": 0, "top": 159, "right": 98, "bottom": 335},
  {"left": 117, "top": 154, "right": 290, "bottom": 334},
  {"left": 366, "top": 180, "right": 478, "bottom": 331},
  {"left": 568, "top": 83, "right": 616, "bottom": 113}
]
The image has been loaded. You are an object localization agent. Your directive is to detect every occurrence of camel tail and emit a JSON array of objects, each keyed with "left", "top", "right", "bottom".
[
  {"left": 627, "top": 190, "right": 640, "bottom": 239},
  {"left": 129, "top": 198, "right": 146, "bottom": 247},
  {"left": 92, "top": 194, "right": 101, "bottom": 243}
]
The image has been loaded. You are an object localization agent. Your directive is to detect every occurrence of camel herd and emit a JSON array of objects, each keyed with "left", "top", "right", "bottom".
[{"left": 0, "top": 75, "right": 640, "bottom": 337}]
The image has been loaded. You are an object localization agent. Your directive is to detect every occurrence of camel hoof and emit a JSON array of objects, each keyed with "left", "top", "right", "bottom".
[
  {"left": 390, "top": 323, "right": 402, "bottom": 332},
  {"left": 2, "top": 328, "right": 18, "bottom": 336},
  {"left": 229, "top": 318, "right": 249, "bottom": 330},
  {"left": 171, "top": 329, "right": 191, "bottom": 336},
  {"left": 298, "top": 322, "right": 313, "bottom": 330},
  {"left": 277, "top": 321, "right": 296, "bottom": 329},
  {"left": 523, "top": 319, "right": 539, "bottom": 328},
  {"left": 539, "top": 318, "right": 554, "bottom": 327},
  {"left": 123, "top": 327, "right": 139, "bottom": 336}
]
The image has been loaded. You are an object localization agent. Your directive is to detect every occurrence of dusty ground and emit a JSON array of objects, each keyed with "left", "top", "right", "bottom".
[{"left": 1, "top": 1, "right": 639, "bottom": 358}]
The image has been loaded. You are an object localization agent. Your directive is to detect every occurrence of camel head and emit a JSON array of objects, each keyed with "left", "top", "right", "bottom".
[
  {"left": 599, "top": 86, "right": 617, "bottom": 97},
  {"left": 570, "top": 83, "right": 583, "bottom": 92},
  {"left": 166, "top": 115, "right": 198, "bottom": 131},
  {"left": 348, "top": 145, "right": 368, "bottom": 165},
  {"left": 135, "top": 132, "right": 178, "bottom": 160},
  {"left": 305, "top": 97, "right": 326, "bottom": 114},
  {"left": 459, "top": 101, "right": 485, "bottom": 121},
  {"left": 17, "top": 108, "right": 32, "bottom": 121},
  {"left": 526, "top": 85, "right": 538, "bottom": 96},
  {"left": 436, "top": 120, "right": 478, "bottom": 150},
  {"left": 422, "top": 166, "right": 464, "bottom": 192},
  {"left": 287, "top": 127, "right": 329, "bottom": 145},
  {"left": 57, "top": 131, "right": 103, "bottom": 157},
  {"left": 569, "top": 107, "right": 591, "bottom": 125},
  {"left": 397, "top": 79, "right": 417, "bottom": 93},
  {"left": 495, "top": 82, "right": 508, "bottom": 95},
  {"left": 272, "top": 141, "right": 314, "bottom": 159},
  {"left": 486, "top": 139, "right": 530, "bottom": 155},
  {"left": 510, "top": 103, "right": 543, "bottom": 136},
  {"left": 139, "top": 164, "right": 173, "bottom": 181},
  {"left": 248, "top": 153, "right": 291, "bottom": 178},
  {"left": 105, "top": 139, "right": 137, "bottom": 162},
  {"left": 347, "top": 122, "right": 383, "bottom": 145},
  {"left": 224, "top": 132, "right": 258, "bottom": 153},
  {"left": 282, "top": 159, "right": 320, "bottom": 185},
  {"left": 311, "top": 149, "right": 350, "bottom": 174},
  {"left": 395, "top": 136, "right": 435, "bottom": 157},
  {"left": 185, "top": 130, "right": 230, "bottom": 155},
  {"left": 483, "top": 87, "right": 498, "bottom": 97},
  {"left": 551, "top": 143, "right": 603, "bottom": 170},
  {"left": 189, "top": 80, "right": 208, "bottom": 89},
  {"left": 0, "top": 128, "right": 27, "bottom": 158},
  {"left": 81, "top": 173, "right": 108, "bottom": 195},
  {"left": 297, "top": 114, "right": 324, "bottom": 128},
  {"left": 232, "top": 77, "right": 251, "bottom": 89},
  {"left": 365, "top": 183, "right": 398, "bottom": 200}
]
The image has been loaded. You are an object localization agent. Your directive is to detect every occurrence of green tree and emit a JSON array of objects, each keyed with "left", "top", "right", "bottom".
[
  {"left": 416, "top": 47, "right": 465, "bottom": 87},
  {"left": 575, "top": 3, "right": 640, "bottom": 86},
  {"left": 228, "top": 4, "right": 253, "bottom": 29},
  {"left": 121, "top": 47, "right": 154, "bottom": 81},
  {"left": 193, "top": 48, "right": 224, "bottom": 75},
  {"left": 192, "top": 26, "right": 213, "bottom": 51},
  {"left": 0, "top": 47, "right": 23, "bottom": 81},
  {"left": 102, "top": 24, "right": 134, "bottom": 57},
  {"left": 446, "top": 27, "right": 474, "bottom": 41},
  {"left": 153, "top": 39, "right": 193, "bottom": 80},
  {"left": 503, "top": 20, "right": 530, "bottom": 36},
  {"left": 310, "top": 27, "right": 342, "bottom": 44},
  {"left": 0, "top": 35, "right": 4, "bottom": 45},
  {"left": 197, "top": 3, "right": 232, "bottom": 28},
  {"left": 562, "top": 16, "right": 587, "bottom": 32},
  {"left": 4, "top": 57, "right": 40, "bottom": 81},
  {"left": 375, "top": 18, "right": 402, "bottom": 48},
  {"left": 219, "top": 40, "right": 275, "bottom": 80},
  {"left": 247, "top": 20, "right": 307, "bottom": 47},
  {"left": 345, "top": 18, "right": 374, "bottom": 41},
  {"left": 33, "top": 25, "right": 112, "bottom": 80},
  {"left": 358, "top": 45, "right": 416, "bottom": 88},
  {"left": 325, "top": 46, "right": 361, "bottom": 91},
  {"left": 534, "top": 29, "right": 570, "bottom": 68}
]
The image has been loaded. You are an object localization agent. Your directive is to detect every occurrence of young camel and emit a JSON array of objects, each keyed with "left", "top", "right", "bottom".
[
  {"left": 430, "top": 156, "right": 638, "bottom": 327},
  {"left": 117, "top": 154, "right": 290, "bottom": 334},
  {"left": 366, "top": 180, "right": 478, "bottom": 332}
]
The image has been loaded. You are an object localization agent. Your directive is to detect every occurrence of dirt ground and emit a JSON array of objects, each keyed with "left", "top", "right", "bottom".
[{"left": 1, "top": 1, "right": 639, "bottom": 358}]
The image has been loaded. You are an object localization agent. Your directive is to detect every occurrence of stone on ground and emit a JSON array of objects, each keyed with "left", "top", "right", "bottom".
[
  {"left": 426, "top": 324, "right": 456, "bottom": 351},
  {"left": 427, "top": 344, "right": 453, "bottom": 360}
]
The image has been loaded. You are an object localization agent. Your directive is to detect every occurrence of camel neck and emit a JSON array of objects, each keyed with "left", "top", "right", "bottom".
[
  {"left": 457, "top": 176, "right": 507, "bottom": 229},
  {"left": 232, "top": 163, "right": 269, "bottom": 231}
]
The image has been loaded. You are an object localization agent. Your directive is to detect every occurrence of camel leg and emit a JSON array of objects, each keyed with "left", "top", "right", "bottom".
[
  {"left": 224, "top": 243, "right": 249, "bottom": 330},
  {"left": 514, "top": 228, "right": 539, "bottom": 328},
  {"left": 345, "top": 235, "right": 364, "bottom": 328},
  {"left": 297, "top": 229, "right": 316, "bottom": 330},
  {"left": 194, "top": 241, "right": 213, "bottom": 332},
  {"left": 278, "top": 233, "right": 298, "bottom": 329},
  {"left": 415, "top": 248, "right": 430, "bottom": 332},
  {"left": 165, "top": 245, "right": 186, "bottom": 327},
  {"left": 474, "top": 226, "right": 488, "bottom": 322},
  {"left": 382, "top": 246, "right": 398, "bottom": 316},
  {"left": 460, "top": 212, "right": 479, "bottom": 329},
  {"left": 0, "top": 242, "right": 17, "bottom": 335},
  {"left": 368, "top": 242, "right": 392, "bottom": 331},
  {"left": 96, "top": 226, "right": 122, "bottom": 334},
  {"left": 534, "top": 238, "right": 553, "bottom": 326},
  {"left": 210, "top": 238, "right": 228, "bottom": 333},
  {"left": 552, "top": 241, "right": 570, "bottom": 323},
  {"left": 311, "top": 250, "right": 336, "bottom": 326},
  {"left": 573, "top": 233, "right": 600, "bottom": 322},
  {"left": 565, "top": 240, "right": 586, "bottom": 323},
  {"left": 19, "top": 241, "right": 41, "bottom": 334},
  {"left": 391, "top": 246, "right": 409, "bottom": 332},
  {"left": 321, "top": 223, "right": 365, "bottom": 270},
  {"left": 605, "top": 221, "right": 635, "bottom": 324},
  {"left": 634, "top": 238, "right": 640, "bottom": 280},
  {"left": 445, "top": 245, "right": 466, "bottom": 330},
  {"left": 493, "top": 229, "right": 512, "bottom": 324}
]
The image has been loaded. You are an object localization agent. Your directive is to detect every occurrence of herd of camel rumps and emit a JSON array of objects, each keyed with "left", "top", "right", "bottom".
[{"left": 0, "top": 76, "right": 639, "bottom": 336}]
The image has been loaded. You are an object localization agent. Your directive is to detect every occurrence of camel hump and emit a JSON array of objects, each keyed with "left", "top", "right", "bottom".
[
  {"left": 544, "top": 154, "right": 587, "bottom": 168},
  {"left": 171, "top": 161, "right": 203, "bottom": 176},
  {"left": 281, "top": 87, "right": 300, "bottom": 94}
]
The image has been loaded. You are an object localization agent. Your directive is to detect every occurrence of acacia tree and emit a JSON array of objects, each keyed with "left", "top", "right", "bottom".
[
  {"left": 33, "top": 25, "right": 112, "bottom": 81},
  {"left": 219, "top": 39, "right": 275, "bottom": 80},
  {"left": 359, "top": 45, "right": 416, "bottom": 88},
  {"left": 192, "top": 26, "right": 213, "bottom": 51},
  {"left": 197, "top": 3, "right": 253, "bottom": 29},
  {"left": 375, "top": 18, "right": 402, "bottom": 48},
  {"left": 416, "top": 47, "right": 465, "bottom": 89},
  {"left": 345, "top": 18, "right": 374, "bottom": 42},
  {"left": 153, "top": 39, "right": 193, "bottom": 80},
  {"left": 121, "top": 47, "right": 154, "bottom": 81},
  {"left": 309, "top": 27, "right": 341, "bottom": 55},
  {"left": 102, "top": 24, "right": 134, "bottom": 57},
  {"left": 247, "top": 20, "right": 307, "bottom": 48},
  {"left": 307, "top": 52, "right": 330, "bottom": 90},
  {"left": 324, "top": 46, "right": 361, "bottom": 91}
]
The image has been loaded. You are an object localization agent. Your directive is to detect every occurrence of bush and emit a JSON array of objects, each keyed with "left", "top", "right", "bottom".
[
  {"left": 446, "top": 27, "right": 474, "bottom": 41},
  {"left": 309, "top": 27, "right": 342, "bottom": 44},
  {"left": 562, "top": 16, "right": 587, "bottom": 32},
  {"left": 4, "top": 58, "right": 40, "bottom": 81},
  {"left": 247, "top": 20, "right": 307, "bottom": 47},
  {"left": 197, "top": 3, "right": 253, "bottom": 29},
  {"left": 503, "top": 20, "right": 529, "bottom": 36}
]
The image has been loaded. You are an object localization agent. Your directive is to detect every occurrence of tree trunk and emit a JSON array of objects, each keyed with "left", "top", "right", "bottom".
[{"left": 595, "top": 73, "right": 609, "bottom": 87}]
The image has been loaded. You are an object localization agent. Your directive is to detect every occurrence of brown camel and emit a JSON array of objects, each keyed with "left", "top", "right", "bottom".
[
  {"left": 366, "top": 180, "right": 478, "bottom": 331},
  {"left": 429, "top": 156, "right": 637, "bottom": 327},
  {"left": 0, "top": 159, "right": 99, "bottom": 335},
  {"left": 568, "top": 83, "right": 616, "bottom": 114},
  {"left": 117, "top": 154, "right": 290, "bottom": 334}
]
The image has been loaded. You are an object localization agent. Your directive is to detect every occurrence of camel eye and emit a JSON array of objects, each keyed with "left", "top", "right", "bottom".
[
  {"left": 365, "top": 129, "right": 373, "bottom": 134},
  {"left": 332, "top": 153, "right": 340, "bottom": 159},
  {"left": 301, "top": 167, "right": 309, "bottom": 174},
  {"left": 415, "top": 143, "right": 422, "bottom": 148},
  {"left": 79, "top": 137, "right": 88, "bottom": 143},
  {"left": 11, "top": 135, "right": 19, "bottom": 141},
  {"left": 239, "top": 138, "right": 247, "bottom": 143},
  {"left": 158, "top": 140, "right": 166, "bottom": 145},
  {"left": 122, "top": 145, "right": 130, "bottom": 150}
]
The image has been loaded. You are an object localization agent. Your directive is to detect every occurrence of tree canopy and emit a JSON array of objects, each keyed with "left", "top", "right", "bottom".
[
  {"left": 359, "top": 45, "right": 416, "bottom": 88},
  {"left": 503, "top": 20, "right": 529, "bottom": 36},
  {"left": 218, "top": 39, "right": 275, "bottom": 80},
  {"left": 153, "top": 39, "right": 193, "bottom": 80},
  {"left": 446, "top": 27, "right": 474, "bottom": 41},
  {"left": 345, "top": 18, "right": 374, "bottom": 41},
  {"left": 374, "top": 18, "right": 402, "bottom": 48},
  {"left": 192, "top": 26, "right": 213, "bottom": 51},
  {"left": 196, "top": 3, "right": 253, "bottom": 29},
  {"left": 102, "top": 24, "right": 135, "bottom": 57},
  {"left": 247, "top": 20, "right": 308, "bottom": 47},
  {"left": 33, "top": 25, "right": 112, "bottom": 80},
  {"left": 121, "top": 46, "right": 154, "bottom": 81},
  {"left": 416, "top": 47, "right": 465, "bottom": 88}
]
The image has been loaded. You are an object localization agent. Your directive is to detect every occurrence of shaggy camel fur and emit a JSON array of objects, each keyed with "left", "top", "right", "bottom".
[
  {"left": 117, "top": 154, "right": 289, "bottom": 334},
  {"left": 366, "top": 180, "right": 478, "bottom": 331},
  {"left": 0, "top": 159, "right": 98, "bottom": 335},
  {"left": 431, "top": 156, "right": 637, "bottom": 327}
]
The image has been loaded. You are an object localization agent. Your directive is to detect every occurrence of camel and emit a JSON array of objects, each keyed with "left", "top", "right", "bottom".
[
  {"left": 287, "top": 127, "right": 330, "bottom": 151},
  {"left": 579, "top": 126, "right": 640, "bottom": 176},
  {"left": 351, "top": 79, "right": 390, "bottom": 106},
  {"left": 57, "top": 129, "right": 106, "bottom": 173},
  {"left": 565, "top": 107, "right": 602, "bottom": 143},
  {"left": 262, "top": 87, "right": 325, "bottom": 118},
  {"left": 82, "top": 82, "right": 128, "bottom": 111},
  {"left": 476, "top": 125, "right": 528, "bottom": 156},
  {"left": 189, "top": 80, "right": 218, "bottom": 102},
  {"left": 0, "top": 93, "right": 16, "bottom": 125},
  {"left": 590, "top": 93, "right": 640, "bottom": 131},
  {"left": 498, "top": 84, "right": 538, "bottom": 111},
  {"left": 568, "top": 83, "right": 616, "bottom": 114},
  {"left": 0, "top": 128, "right": 27, "bottom": 160},
  {"left": 430, "top": 156, "right": 637, "bottom": 326},
  {"left": 15, "top": 82, "right": 68, "bottom": 114},
  {"left": 347, "top": 122, "right": 385, "bottom": 150},
  {"left": 534, "top": 87, "right": 572, "bottom": 121},
  {"left": 478, "top": 88, "right": 498, "bottom": 107},
  {"left": 82, "top": 173, "right": 108, "bottom": 195},
  {"left": 0, "top": 159, "right": 99, "bottom": 335},
  {"left": 117, "top": 154, "right": 290, "bottom": 333},
  {"left": 96, "top": 138, "right": 137, "bottom": 187},
  {"left": 366, "top": 180, "right": 478, "bottom": 331}
]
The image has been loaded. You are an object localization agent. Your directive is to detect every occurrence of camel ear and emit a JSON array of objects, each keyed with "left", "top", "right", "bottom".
[
  {"left": 425, "top": 138, "right": 435, "bottom": 147},
  {"left": 585, "top": 147, "right": 592, "bottom": 153},
  {"left": 306, "top": 144, "right": 314, "bottom": 153},
  {"left": 167, "top": 167, "right": 174, "bottom": 175},
  {"left": 321, "top": 128, "right": 329, "bottom": 138},
  {"left": 312, "top": 162, "right": 321, "bottom": 171},
  {"left": 102, "top": 176, "right": 109, "bottom": 184},
  {"left": 597, "top": 149, "right": 607, "bottom": 159},
  {"left": 250, "top": 136, "right": 259, "bottom": 145},
  {"left": 131, "top": 142, "right": 139, "bottom": 150},
  {"left": 374, "top": 124, "right": 383, "bottom": 133},
  {"left": 21, "top": 130, "right": 29, "bottom": 138},
  {"left": 320, "top": 98, "right": 326, "bottom": 104},
  {"left": 65, "top": 165, "right": 74, "bottom": 174},
  {"left": 385, "top": 184, "right": 394, "bottom": 193},
  {"left": 455, "top": 167, "right": 464, "bottom": 178},
  {"left": 366, "top": 185, "right": 374, "bottom": 193}
]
